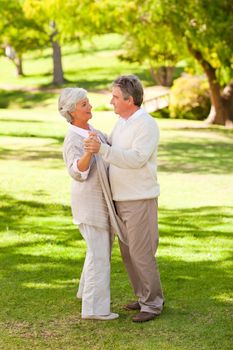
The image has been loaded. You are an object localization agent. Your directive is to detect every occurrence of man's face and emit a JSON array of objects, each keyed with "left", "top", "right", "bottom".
[{"left": 110, "top": 86, "right": 130, "bottom": 117}]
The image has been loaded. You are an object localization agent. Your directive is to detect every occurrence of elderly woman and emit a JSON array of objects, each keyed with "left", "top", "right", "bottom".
[{"left": 58, "top": 87, "right": 121, "bottom": 321}]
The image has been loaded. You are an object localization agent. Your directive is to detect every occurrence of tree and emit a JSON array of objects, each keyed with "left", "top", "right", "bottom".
[
  {"left": 0, "top": 0, "right": 45, "bottom": 76},
  {"left": 112, "top": 0, "right": 233, "bottom": 126},
  {"left": 0, "top": 0, "right": 109, "bottom": 84},
  {"left": 23, "top": 0, "right": 67, "bottom": 85},
  {"left": 116, "top": 2, "right": 182, "bottom": 87},
  {"left": 23, "top": 0, "right": 111, "bottom": 85}
]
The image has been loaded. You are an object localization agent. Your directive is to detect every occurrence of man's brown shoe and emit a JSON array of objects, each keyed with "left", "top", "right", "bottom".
[
  {"left": 124, "top": 301, "right": 140, "bottom": 311},
  {"left": 132, "top": 312, "right": 157, "bottom": 323}
]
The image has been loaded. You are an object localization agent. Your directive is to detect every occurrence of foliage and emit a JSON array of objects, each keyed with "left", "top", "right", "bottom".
[
  {"left": 116, "top": 1, "right": 183, "bottom": 75},
  {"left": 0, "top": 108, "right": 232, "bottom": 349},
  {"left": 0, "top": 0, "right": 46, "bottom": 56},
  {"left": 169, "top": 75, "right": 211, "bottom": 120},
  {"left": 108, "top": 0, "right": 233, "bottom": 124},
  {"left": 23, "top": 0, "right": 114, "bottom": 45},
  {"left": 23, "top": 0, "right": 82, "bottom": 43},
  {"left": 0, "top": 0, "right": 117, "bottom": 81},
  {"left": 113, "top": 0, "right": 233, "bottom": 87}
]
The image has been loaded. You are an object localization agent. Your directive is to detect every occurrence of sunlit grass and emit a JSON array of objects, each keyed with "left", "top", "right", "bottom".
[
  {"left": 0, "top": 34, "right": 152, "bottom": 92},
  {"left": 0, "top": 107, "right": 232, "bottom": 350},
  {"left": 0, "top": 32, "right": 232, "bottom": 347}
]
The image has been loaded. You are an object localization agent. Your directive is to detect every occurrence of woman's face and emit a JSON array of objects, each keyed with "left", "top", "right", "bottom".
[{"left": 71, "top": 98, "right": 92, "bottom": 122}]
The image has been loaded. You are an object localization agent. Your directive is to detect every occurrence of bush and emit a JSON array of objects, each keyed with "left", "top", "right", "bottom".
[
  {"left": 151, "top": 107, "right": 170, "bottom": 119},
  {"left": 169, "top": 75, "right": 211, "bottom": 120}
]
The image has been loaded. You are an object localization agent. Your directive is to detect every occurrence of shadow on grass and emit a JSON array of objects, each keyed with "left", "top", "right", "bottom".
[
  {"left": 0, "top": 118, "right": 43, "bottom": 124},
  {"left": 158, "top": 206, "right": 233, "bottom": 239},
  {"left": 0, "top": 193, "right": 75, "bottom": 238},
  {"left": 0, "top": 90, "right": 55, "bottom": 109},
  {"left": 0, "top": 145, "right": 63, "bottom": 162},
  {"left": 0, "top": 193, "right": 232, "bottom": 349},
  {"left": 63, "top": 67, "right": 154, "bottom": 91},
  {"left": 159, "top": 139, "right": 233, "bottom": 174},
  {"left": 0, "top": 133, "right": 64, "bottom": 143},
  {"left": 167, "top": 125, "right": 233, "bottom": 137},
  {"left": 62, "top": 75, "right": 115, "bottom": 91}
]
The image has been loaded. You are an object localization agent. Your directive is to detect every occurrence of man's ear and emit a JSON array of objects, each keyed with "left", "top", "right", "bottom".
[{"left": 128, "top": 95, "right": 134, "bottom": 105}]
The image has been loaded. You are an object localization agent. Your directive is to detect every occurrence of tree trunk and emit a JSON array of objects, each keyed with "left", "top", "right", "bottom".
[
  {"left": 5, "top": 45, "right": 24, "bottom": 76},
  {"left": 188, "top": 44, "right": 233, "bottom": 126},
  {"left": 222, "top": 81, "right": 233, "bottom": 127},
  {"left": 51, "top": 40, "right": 64, "bottom": 85},
  {"left": 150, "top": 66, "right": 174, "bottom": 86},
  {"left": 15, "top": 55, "right": 23, "bottom": 76},
  {"left": 50, "top": 21, "right": 65, "bottom": 85},
  {"left": 203, "top": 64, "right": 228, "bottom": 126}
]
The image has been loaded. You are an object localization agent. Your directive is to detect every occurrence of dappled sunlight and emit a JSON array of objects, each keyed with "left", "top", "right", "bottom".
[
  {"left": 0, "top": 89, "right": 55, "bottom": 109},
  {"left": 212, "top": 293, "right": 232, "bottom": 304},
  {"left": 22, "top": 282, "right": 74, "bottom": 290},
  {"left": 159, "top": 139, "right": 233, "bottom": 174},
  {"left": 159, "top": 206, "right": 233, "bottom": 237},
  {"left": 0, "top": 111, "right": 232, "bottom": 349},
  {"left": 0, "top": 146, "right": 62, "bottom": 163}
]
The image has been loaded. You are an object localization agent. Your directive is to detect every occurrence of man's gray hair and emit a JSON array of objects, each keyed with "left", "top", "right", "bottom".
[
  {"left": 113, "top": 75, "right": 144, "bottom": 107},
  {"left": 58, "top": 87, "right": 87, "bottom": 123}
]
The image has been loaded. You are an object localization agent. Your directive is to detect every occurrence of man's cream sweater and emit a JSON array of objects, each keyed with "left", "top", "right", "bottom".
[{"left": 99, "top": 109, "right": 160, "bottom": 201}]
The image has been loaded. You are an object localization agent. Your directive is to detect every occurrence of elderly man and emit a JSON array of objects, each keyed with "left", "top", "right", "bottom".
[{"left": 84, "top": 75, "right": 164, "bottom": 323}]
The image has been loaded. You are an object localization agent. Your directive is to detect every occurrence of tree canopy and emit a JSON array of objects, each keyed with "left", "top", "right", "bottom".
[
  {"left": 0, "top": 0, "right": 232, "bottom": 124},
  {"left": 111, "top": 0, "right": 233, "bottom": 125}
]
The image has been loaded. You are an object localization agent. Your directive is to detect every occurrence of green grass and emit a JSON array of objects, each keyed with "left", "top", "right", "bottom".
[
  {"left": 0, "top": 106, "right": 232, "bottom": 350},
  {"left": 0, "top": 32, "right": 232, "bottom": 349},
  {"left": 0, "top": 33, "right": 161, "bottom": 115},
  {"left": 0, "top": 34, "right": 153, "bottom": 104}
]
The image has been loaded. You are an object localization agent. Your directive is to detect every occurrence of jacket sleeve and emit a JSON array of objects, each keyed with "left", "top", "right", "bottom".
[{"left": 99, "top": 119, "right": 159, "bottom": 169}]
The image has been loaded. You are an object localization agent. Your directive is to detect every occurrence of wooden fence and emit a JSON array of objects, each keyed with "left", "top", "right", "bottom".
[{"left": 143, "top": 86, "right": 170, "bottom": 113}]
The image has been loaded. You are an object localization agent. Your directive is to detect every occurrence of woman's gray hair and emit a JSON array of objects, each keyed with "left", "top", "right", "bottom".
[{"left": 58, "top": 87, "right": 87, "bottom": 123}]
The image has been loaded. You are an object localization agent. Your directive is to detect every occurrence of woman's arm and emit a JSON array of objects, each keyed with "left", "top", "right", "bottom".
[
  {"left": 63, "top": 135, "right": 93, "bottom": 182},
  {"left": 77, "top": 151, "right": 93, "bottom": 171}
]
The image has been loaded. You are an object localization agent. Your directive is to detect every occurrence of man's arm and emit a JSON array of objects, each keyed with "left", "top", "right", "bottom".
[{"left": 84, "top": 120, "right": 159, "bottom": 169}]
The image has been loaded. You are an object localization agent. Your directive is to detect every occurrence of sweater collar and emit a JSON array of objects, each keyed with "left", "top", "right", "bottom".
[{"left": 119, "top": 108, "right": 146, "bottom": 124}]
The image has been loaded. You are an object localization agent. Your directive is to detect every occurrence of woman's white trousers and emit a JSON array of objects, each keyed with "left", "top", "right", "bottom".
[{"left": 77, "top": 224, "right": 111, "bottom": 316}]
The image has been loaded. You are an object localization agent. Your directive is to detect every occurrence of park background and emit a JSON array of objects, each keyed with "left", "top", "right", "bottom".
[{"left": 0, "top": 1, "right": 232, "bottom": 349}]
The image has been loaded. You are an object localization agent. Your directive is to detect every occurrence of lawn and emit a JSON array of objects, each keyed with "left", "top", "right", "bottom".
[
  {"left": 0, "top": 32, "right": 232, "bottom": 350},
  {"left": 0, "top": 105, "right": 232, "bottom": 350},
  {"left": 0, "top": 33, "right": 153, "bottom": 110}
]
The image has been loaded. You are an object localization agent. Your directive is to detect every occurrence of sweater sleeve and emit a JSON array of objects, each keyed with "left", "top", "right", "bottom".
[
  {"left": 99, "top": 119, "right": 159, "bottom": 169},
  {"left": 63, "top": 136, "right": 91, "bottom": 182}
]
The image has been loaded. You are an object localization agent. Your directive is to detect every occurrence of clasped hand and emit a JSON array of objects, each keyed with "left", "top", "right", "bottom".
[{"left": 84, "top": 132, "right": 101, "bottom": 154}]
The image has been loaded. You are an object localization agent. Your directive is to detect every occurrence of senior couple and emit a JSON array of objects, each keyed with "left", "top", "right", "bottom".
[{"left": 58, "top": 75, "right": 164, "bottom": 323}]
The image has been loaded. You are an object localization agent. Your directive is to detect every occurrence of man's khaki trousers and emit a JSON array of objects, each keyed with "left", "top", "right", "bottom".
[{"left": 115, "top": 198, "right": 164, "bottom": 314}]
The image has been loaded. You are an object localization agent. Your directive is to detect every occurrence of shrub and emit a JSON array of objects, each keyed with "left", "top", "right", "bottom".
[{"left": 169, "top": 75, "right": 211, "bottom": 120}]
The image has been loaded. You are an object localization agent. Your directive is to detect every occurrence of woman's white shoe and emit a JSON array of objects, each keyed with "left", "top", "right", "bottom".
[{"left": 82, "top": 312, "right": 119, "bottom": 321}]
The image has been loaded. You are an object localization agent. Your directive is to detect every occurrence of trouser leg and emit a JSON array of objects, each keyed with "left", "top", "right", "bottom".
[
  {"left": 118, "top": 238, "right": 143, "bottom": 298},
  {"left": 78, "top": 224, "right": 111, "bottom": 316},
  {"left": 76, "top": 257, "right": 87, "bottom": 299},
  {"left": 115, "top": 199, "right": 164, "bottom": 314}
]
